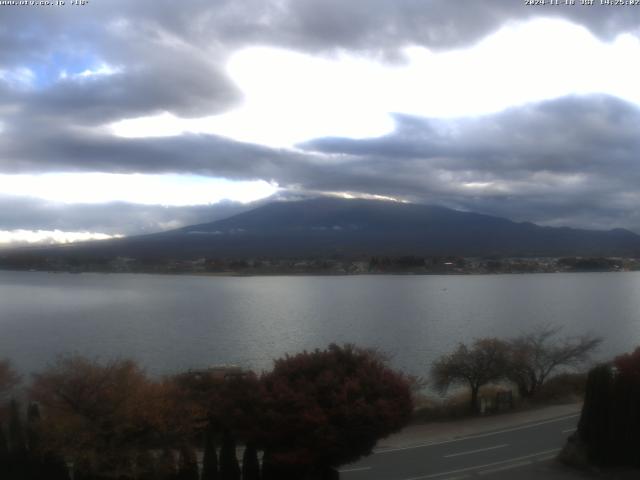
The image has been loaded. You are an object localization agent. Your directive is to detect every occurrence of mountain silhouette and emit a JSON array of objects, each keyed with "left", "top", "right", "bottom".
[{"left": 30, "top": 198, "right": 640, "bottom": 259}]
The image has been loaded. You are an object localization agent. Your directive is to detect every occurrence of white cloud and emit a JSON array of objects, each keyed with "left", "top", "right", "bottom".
[
  {"left": 319, "top": 191, "right": 407, "bottom": 203},
  {"left": 0, "top": 230, "right": 121, "bottom": 246},
  {"left": 0, "top": 67, "right": 36, "bottom": 89},
  {"left": 59, "top": 63, "right": 122, "bottom": 81},
  {"left": 0, "top": 173, "right": 278, "bottom": 206},
  {"left": 108, "top": 18, "right": 640, "bottom": 148}
]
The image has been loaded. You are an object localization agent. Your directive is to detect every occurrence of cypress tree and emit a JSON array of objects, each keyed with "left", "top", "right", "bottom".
[
  {"left": 578, "top": 355, "right": 640, "bottom": 467},
  {"left": 136, "top": 450, "right": 157, "bottom": 480},
  {"left": 219, "top": 429, "right": 240, "bottom": 480},
  {"left": 202, "top": 428, "right": 219, "bottom": 480},
  {"left": 8, "top": 399, "right": 26, "bottom": 455},
  {"left": 260, "top": 450, "right": 275, "bottom": 480},
  {"left": 8, "top": 399, "right": 28, "bottom": 480},
  {"left": 177, "top": 445, "right": 198, "bottom": 480},
  {"left": 28, "top": 403, "right": 69, "bottom": 480},
  {"left": 578, "top": 364, "right": 614, "bottom": 465},
  {"left": 610, "top": 350, "right": 640, "bottom": 467},
  {"left": 26, "top": 403, "right": 41, "bottom": 453},
  {"left": 157, "top": 448, "right": 178, "bottom": 480},
  {"left": 0, "top": 422, "right": 9, "bottom": 479},
  {"left": 241, "top": 443, "right": 260, "bottom": 480},
  {"left": 25, "top": 402, "right": 48, "bottom": 480}
]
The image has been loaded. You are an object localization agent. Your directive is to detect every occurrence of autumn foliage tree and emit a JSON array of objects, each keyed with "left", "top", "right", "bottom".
[
  {"left": 29, "top": 355, "right": 163, "bottom": 479},
  {"left": 1, "top": 345, "right": 414, "bottom": 479},
  {"left": 258, "top": 344, "right": 413, "bottom": 479},
  {"left": 0, "top": 359, "right": 21, "bottom": 403},
  {"left": 431, "top": 338, "right": 510, "bottom": 413}
]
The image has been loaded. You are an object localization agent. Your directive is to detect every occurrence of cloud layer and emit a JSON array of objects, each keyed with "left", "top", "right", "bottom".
[{"left": 2, "top": 1, "right": 640, "bottom": 238}]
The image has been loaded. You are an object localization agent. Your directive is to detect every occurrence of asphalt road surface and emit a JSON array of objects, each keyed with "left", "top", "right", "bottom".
[{"left": 340, "top": 413, "right": 580, "bottom": 480}]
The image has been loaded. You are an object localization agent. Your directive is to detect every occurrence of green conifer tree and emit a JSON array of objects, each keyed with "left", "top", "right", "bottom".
[
  {"left": 157, "top": 448, "right": 178, "bottom": 480},
  {"left": 8, "top": 399, "right": 25, "bottom": 455},
  {"left": 26, "top": 403, "right": 41, "bottom": 453},
  {"left": 219, "top": 429, "right": 240, "bottom": 480},
  {"left": 241, "top": 443, "right": 260, "bottom": 480},
  {"left": 177, "top": 445, "right": 199, "bottom": 480},
  {"left": 201, "top": 429, "right": 219, "bottom": 480},
  {"left": 0, "top": 422, "right": 9, "bottom": 479},
  {"left": 136, "top": 450, "right": 157, "bottom": 480}
]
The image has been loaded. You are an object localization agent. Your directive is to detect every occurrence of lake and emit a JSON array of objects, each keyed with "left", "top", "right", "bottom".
[{"left": 1, "top": 270, "right": 639, "bottom": 377}]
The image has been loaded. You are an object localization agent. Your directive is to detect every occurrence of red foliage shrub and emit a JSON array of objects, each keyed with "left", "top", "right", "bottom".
[
  {"left": 258, "top": 344, "right": 413, "bottom": 471},
  {"left": 614, "top": 347, "right": 640, "bottom": 382}
]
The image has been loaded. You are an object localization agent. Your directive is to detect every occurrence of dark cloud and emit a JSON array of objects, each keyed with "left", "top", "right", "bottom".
[
  {"left": 23, "top": 58, "right": 239, "bottom": 124},
  {"left": 3, "top": 93, "right": 640, "bottom": 233},
  {"left": 2, "top": 1, "right": 639, "bottom": 126},
  {"left": 0, "top": 2, "right": 242, "bottom": 127},
  {"left": 2, "top": 1, "right": 640, "bottom": 235},
  {"left": 0, "top": 123, "right": 297, "bottom": 177},
  {"left": 299, "top": 95, "right": 640, "bottom": 231},
  {"left": 303, "top": 95, "right": 640, "bottom": 175},
  {"left": 272, "top": 0, "right": 640, "bottom": 52}
]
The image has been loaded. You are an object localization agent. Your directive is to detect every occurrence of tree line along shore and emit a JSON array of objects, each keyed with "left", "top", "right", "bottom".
[{"left": 3, "top": 325, "right": 634, "bottom": 479}]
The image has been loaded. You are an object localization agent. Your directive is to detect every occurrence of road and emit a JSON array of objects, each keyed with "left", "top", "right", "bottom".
[{"left": 340, "top": 413, "right": 580, "bottom": 480}]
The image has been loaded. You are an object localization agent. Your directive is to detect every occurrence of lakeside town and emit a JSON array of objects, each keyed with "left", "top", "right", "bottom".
[{"left": 1, "top": 253, "right": 639, "bottom": 275}]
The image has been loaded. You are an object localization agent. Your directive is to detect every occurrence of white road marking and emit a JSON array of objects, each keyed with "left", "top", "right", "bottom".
[
  {"left": 562, "top": 427, "right": 577, "bottom": 433},
  {"left": 400, "top": 448, "right": 561, "bottom": 480},
  {"left": 377, "top": 414, "right": 579, "bottom": 454},
  {"left": 338, "top": 466, "right": 372, "bottom": 473},
  {"left": 444, "top": 444, "right": 508, "bottom": 458}
]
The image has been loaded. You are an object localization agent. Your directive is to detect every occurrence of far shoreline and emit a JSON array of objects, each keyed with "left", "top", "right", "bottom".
[{"left": 1, "top": 267, "right": 637, "bottom": 278}]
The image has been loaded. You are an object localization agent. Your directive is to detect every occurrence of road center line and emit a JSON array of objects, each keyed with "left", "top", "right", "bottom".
[
  {"left": 444, "top": 443, "right": 508, "bottom": 458},
  {"left": 401, "top": 448, "right": 561, "bottom": 480},
  {"left": 377, "top": 413, "right": 579, "bottom": 454}
]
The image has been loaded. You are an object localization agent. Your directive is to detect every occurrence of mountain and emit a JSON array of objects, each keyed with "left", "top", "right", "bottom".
[{"left": 24, "top": 198, "right": 640, "bottom": 259}]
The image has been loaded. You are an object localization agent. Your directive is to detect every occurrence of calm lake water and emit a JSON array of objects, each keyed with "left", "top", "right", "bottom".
[{"left": 1, "top": 270, "right": 640, "bottom": 377}]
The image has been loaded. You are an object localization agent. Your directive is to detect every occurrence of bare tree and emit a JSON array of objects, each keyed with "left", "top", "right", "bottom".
[
  {"left": 506, "top": 325, "right": 602, "bottom": 398},
  {"left": 431, "top": 339, "right": 510, "bottom": 413}
]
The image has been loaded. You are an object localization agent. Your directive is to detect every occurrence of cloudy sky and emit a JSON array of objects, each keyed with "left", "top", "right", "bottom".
[{"left": 1, "top": 0, "right": 640, "bottom": 245}]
